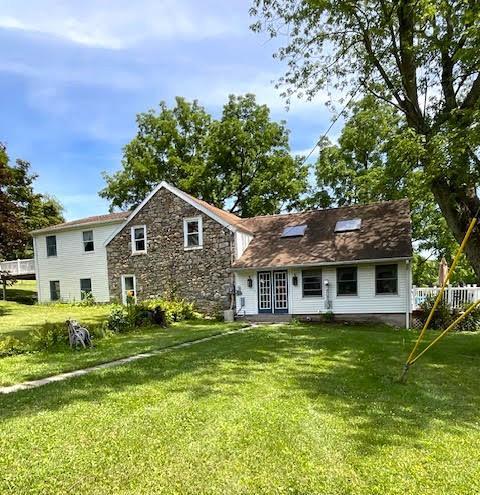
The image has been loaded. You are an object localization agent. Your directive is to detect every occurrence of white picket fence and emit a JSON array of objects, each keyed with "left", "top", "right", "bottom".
[
  {"left": 412, "top": 286, "right": 480, "bottom": 311},
  {"left": 0, "top": 258, "right": 35, "bottom": 276}
]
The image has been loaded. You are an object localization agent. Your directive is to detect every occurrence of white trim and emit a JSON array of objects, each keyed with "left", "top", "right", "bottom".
[
  {"left": 82, "top": 229, "right": 95, "bottom": 253},
  {"left": 104, "top": 181, "right": 241, "bottom": 247},
  {"left": 232, "top": 257, "right": 412, "bottom": 271},
  {"left": 183, "top": 216, "right": 203, "bottom": 250},
  {"left": 121, "top": 274, "right": 137, "bottom": 305},
  {"left": 130, "top": 225, "right": 147, "bottom": 254},
  {"left": 33, "top": 236, "right": 41, "bottom": 302},
  {"left": 31, "top": 217, "right": 126, "bottom": 236}
]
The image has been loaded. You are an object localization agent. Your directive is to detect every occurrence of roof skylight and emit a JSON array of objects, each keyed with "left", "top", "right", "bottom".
[
  {"left": 281, "top": 224, "right": 307, "bottom": 238},
  {"left": 335, "top": 218, "right": 362, "bottom": 232}
]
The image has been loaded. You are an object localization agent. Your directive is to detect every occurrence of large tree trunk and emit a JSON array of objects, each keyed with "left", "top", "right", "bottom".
[{"left": 431, "top": 178, "right": 480, "bottom": 281}]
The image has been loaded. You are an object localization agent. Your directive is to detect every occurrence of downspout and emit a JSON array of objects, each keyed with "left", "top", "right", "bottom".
[
  {"left": 33, "top": 236, "right": 41, "bottom": 302},
  {"left": 405, "top": 259, "right": 411, "bottom": 329}
]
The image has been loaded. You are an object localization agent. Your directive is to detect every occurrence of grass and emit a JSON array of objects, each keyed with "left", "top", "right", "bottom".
[
  {"left": 0, "top": 281, "right": 111, "bottom": 339},
  {"left": 1, "top": 322, "right": 480, "bottom": 494}
]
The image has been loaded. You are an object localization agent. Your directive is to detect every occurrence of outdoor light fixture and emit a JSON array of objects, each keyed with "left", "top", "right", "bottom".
[
  {"left": 292, "top": 274, "right": 298, "bottom": 286},
  {"left": 247, "top": 276, "right": 253, "bottom": 288}
]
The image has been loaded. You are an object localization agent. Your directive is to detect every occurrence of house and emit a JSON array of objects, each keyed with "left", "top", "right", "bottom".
[{"left": 32, "top": 182, "right": 413, "bottom": 326}]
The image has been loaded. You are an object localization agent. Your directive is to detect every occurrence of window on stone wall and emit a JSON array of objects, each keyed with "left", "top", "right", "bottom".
[
  {"left": 131, "top": 226, "right": 147, "bottom": 254},
  {"left": 183, "top": 216, "right": 203, "bottom": 249}
]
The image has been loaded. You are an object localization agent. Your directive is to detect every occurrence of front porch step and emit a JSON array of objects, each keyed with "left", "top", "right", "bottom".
[{"left": 236, "top": 314, "right": 292, "bottom": 323}]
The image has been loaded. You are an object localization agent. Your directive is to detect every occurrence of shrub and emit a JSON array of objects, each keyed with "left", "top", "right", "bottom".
[
  {"left": 29, "top": 322, "right": 68, "bottom": 350},
  {"left": 143, "top": 298, "right": 201, "bottom": 324},
  {"left": 0, "top": 336, "right": 27, "bottom": 357},
  {"left": 323, "top": 311, "right": 335, "bottom": 323},
  {"left": 418, "top": 294, "right": 454, "bottom": 330},
  {"left": 78, "top": 291, "right": 96, "bottom": 306},
  {"left": 455, "top": 303, "right": 480, "bottom": 332},
  {"left": 105, "top": 305, "right": 130, "bottom": 333}
]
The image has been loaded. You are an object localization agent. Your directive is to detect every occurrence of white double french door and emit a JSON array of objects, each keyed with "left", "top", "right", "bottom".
[{"left": 258, "top": 270, "right": 288, "bottom": 314}]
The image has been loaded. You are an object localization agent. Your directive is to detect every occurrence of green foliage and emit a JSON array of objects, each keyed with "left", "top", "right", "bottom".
[
  {"left": 78, "top": 291, "right": 96, "bottom": 307},
  {"left": 251, "top": 0, "right": 480, "bottom": 279},
  {"left": 0, "top": 143, "right": 64, "bottom": 260},
  {"left": 100, "top": 94, "right": 308, "bottom": 216},
  {"left": 323, "top": 311, "right": 334, "bottom": 323},
  {"left": 29, "top": 322, "right": 68, "bottom": 350},
  {"left": 0, "top": 336, "right": 26, "bottom": 357},
  {"left": 105, "top": 305, "right": 131, "bottom": 333},
  {"left": 455, "top": 304, "right": 480, "bottom": 332},
  {"left": 419, "top": 295, "right": 454, "bottom": 331},
  {"left": 142, "top": 298, "right": 201, "bottom": 324}
]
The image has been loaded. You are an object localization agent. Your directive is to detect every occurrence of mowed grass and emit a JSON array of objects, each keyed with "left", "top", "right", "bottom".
[
  {"left": 1, "top": 323, "right": 480, "bottom": 494},
  {"left": 0, "top": 281, "right": 110, "bottom": 339},
  {"left": 0, "top": 320, "right": 245, "bottom": 387}
]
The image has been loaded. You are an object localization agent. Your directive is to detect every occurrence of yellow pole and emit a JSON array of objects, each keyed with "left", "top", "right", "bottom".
[
  {"left": 409, "top": 299, "right": 480, "bottom": 365},
  {"left": 406, "top": 217, "right": 477, "bottom": 364},
  {"left": 399, "top": 216, "right": 478, "bottom": 383}
]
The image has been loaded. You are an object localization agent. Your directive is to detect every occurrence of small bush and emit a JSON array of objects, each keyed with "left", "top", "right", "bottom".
[
  {"left": 143, "top": 298, "right": 201, "bottom": 324},
  {"left": 323, "top": 311, "right": 335, "bottom": 323},
  {"left": 419, "top": 294, "right": 454, "bottom": 330},
  {"left": 30, "top": 322, "right": 68, "bottom": 350},
  {"left": 455, "top": 303, "right": 480, "bottom": 332},
  {"left": 78, "top": 291, "right": 96, "bottom": 307},
  {"left": 106, "top": 305, "right": 130, "bottom": 333},
  {"left": 0, "top": 336, "right": 27, "bottom": 357}
]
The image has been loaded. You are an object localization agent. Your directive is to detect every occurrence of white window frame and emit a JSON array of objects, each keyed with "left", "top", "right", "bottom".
[
  {"left": 82, "top": 230, "right": 94, "bottom": 253},
  {"left": 131, "top": 225, "right": 147, "bottom": 254},
  {"left": 121, "top": 274, "right": 137, "bottom": 305},
  {"left": 183, "top": 216, "right": 203, "bottom": 250}
]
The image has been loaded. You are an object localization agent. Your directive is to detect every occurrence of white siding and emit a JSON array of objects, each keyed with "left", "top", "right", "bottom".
[
  {"left": 235, "top": 261, "right": 411, "bottom": 316},
  {"left": 234, "top": 231, "right": 253, "bottom": 259},
  {"left": 34, "top": 223, "right": 122, "bottom": 303}
]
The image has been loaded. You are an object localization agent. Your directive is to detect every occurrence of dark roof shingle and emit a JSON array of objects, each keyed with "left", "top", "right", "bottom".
[
  {"left": 31, "top": 212, "right": 129, "bottom": 234},
  {"left": 233, "top": 199, "right": 412, "bottom": 269}
]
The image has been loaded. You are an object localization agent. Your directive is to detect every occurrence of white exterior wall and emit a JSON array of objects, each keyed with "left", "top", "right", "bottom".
[
  {"left": 234, "top": 231, "right": 253, "bottom": 259},
  {"left": 235, "top": 260, "right": 411, "bottom": 317},
  {"left": 34, "top": 222, "right": 123, "bottom": 303}
]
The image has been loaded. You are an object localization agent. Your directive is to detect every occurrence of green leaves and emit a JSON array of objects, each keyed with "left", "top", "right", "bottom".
[{"left": 100, "top": 94, "right": 309, "bottom": 216}]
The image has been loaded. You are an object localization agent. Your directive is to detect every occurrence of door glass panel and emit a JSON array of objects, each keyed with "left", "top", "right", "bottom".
[
  {"left": 274, "top": 271, "right": 288, "bottom": 310},
  {"left": 258, "top": 272, "right": 272, "bottom": 310}
]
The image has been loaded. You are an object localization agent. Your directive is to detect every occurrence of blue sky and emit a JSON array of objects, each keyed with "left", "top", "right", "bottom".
[{"left": 0, "top": 1, "right": 341, "bottom": 220}]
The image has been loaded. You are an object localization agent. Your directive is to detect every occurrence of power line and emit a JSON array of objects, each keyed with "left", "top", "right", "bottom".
[{"left": 301, "top": 85, "right": 362, "bottom": 164}]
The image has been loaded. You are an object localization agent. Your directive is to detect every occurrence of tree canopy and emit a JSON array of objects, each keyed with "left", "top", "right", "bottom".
[
  {"left": 251, "top": 0, "right": 480, "bottom": 279},
  {"left": 100, "top": 94, "right": 309, "bottom": 217},
  {"left": 0, "top": 144, "right": 64, "bottom": 260}
]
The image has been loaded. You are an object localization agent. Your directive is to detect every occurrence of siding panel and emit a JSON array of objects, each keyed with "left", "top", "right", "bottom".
[{"left": 34, "top": 223, "right": 122, "bottom": 303}]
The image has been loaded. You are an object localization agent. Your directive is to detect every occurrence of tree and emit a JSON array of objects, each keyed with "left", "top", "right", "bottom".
[
  {"left": 314, "top": 96, "right": 456, "bottom": 254},
  {"left": 100, "top": 94, "right": 309, "bottom": 216},
  {"left": 0, "top": 144, "right": 64, "bottom": 260},
  {"left": 251, "top": 0, "right": 480, "bottom": 279},
  {"left": 0, "top": 144, "right": 27, "bottom": 261}
]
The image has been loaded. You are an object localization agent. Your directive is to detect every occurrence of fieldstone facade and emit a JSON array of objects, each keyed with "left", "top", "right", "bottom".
[{"left": 106, "top": 188, "right": 235, "bottom": 313}]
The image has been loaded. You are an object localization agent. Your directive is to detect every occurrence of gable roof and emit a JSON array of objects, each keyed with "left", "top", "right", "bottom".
[
  {"left": 103, "top": 181, "right": 252, "bottom": 246},
  {"left": 31, "top": 212, "right": 129, "bottom": 235},
  {"left": 232, "top": 199, "right": 412, "bottom": 269}
]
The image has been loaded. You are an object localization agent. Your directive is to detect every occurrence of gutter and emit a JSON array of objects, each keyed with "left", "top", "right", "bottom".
[
  {"left": 232, "top": 256, "right": 413, "bottom": 271},
  {"left": 31, "top": 218, "right": 127, "bottom": 236}
]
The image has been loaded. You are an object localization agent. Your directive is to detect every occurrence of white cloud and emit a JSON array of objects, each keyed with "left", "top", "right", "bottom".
[{"left": 0, "top": 0, "right": 241, "bottom": 49}]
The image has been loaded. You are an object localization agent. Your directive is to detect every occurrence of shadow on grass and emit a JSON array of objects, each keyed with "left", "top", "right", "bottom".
[{"left": 1, "top": 323, "right": 479, "bottom": 456}]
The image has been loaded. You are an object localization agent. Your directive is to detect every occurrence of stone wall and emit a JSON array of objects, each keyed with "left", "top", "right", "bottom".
[{"left": 106, "top": 187, "right": 235, "bottom": 313}]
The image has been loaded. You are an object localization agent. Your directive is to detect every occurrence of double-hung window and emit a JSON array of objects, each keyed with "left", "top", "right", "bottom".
[
  {"left": 302, "top": 269, "right": 322, "bottom": 297},
  {"left": 46, "top": 235, "right": 57, "bottom": 257},
  {"left": 50, "top": 280, "right": 60, "bottom": 301},
  {"left": 183, "top": 217, "right": 203, "bottom": 249},
  {"left": 82, "top": 230, "right": 94, "bottom": 252},
  {"left": 337, "top": 267, "right": 358, "bottom": 296},
  {"left": 376, "top": 264, "right": 398, "bottom": 294},
  {"left": 80, "top": 278, "right": 92, "bottom": 299},
  {"left": 131, "top": 226, "right": 147, "bottom": 254}
]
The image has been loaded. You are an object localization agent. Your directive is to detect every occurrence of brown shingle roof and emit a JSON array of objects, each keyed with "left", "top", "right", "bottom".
[
  {"left": 183, "top": 192, "right": 254, "bottom": 234},
  {"left": 233, "top": 199, "right": 412, "bottom": 269},
  {"left": 31, "top": 212, "right": 130, "bottom": 234}
]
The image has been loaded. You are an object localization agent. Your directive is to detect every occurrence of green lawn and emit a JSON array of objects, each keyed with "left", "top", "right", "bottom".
[
  {"left": 1, "top": 323, "right": 479, "bottom": 494},
  {"left": 0, "top": 285, "right": 111, "bottom": 339}
]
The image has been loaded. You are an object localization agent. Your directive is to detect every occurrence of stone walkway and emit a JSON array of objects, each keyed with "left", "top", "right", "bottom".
[{"left": 0, "top": 326, "right": 250, "bottom": 395}]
